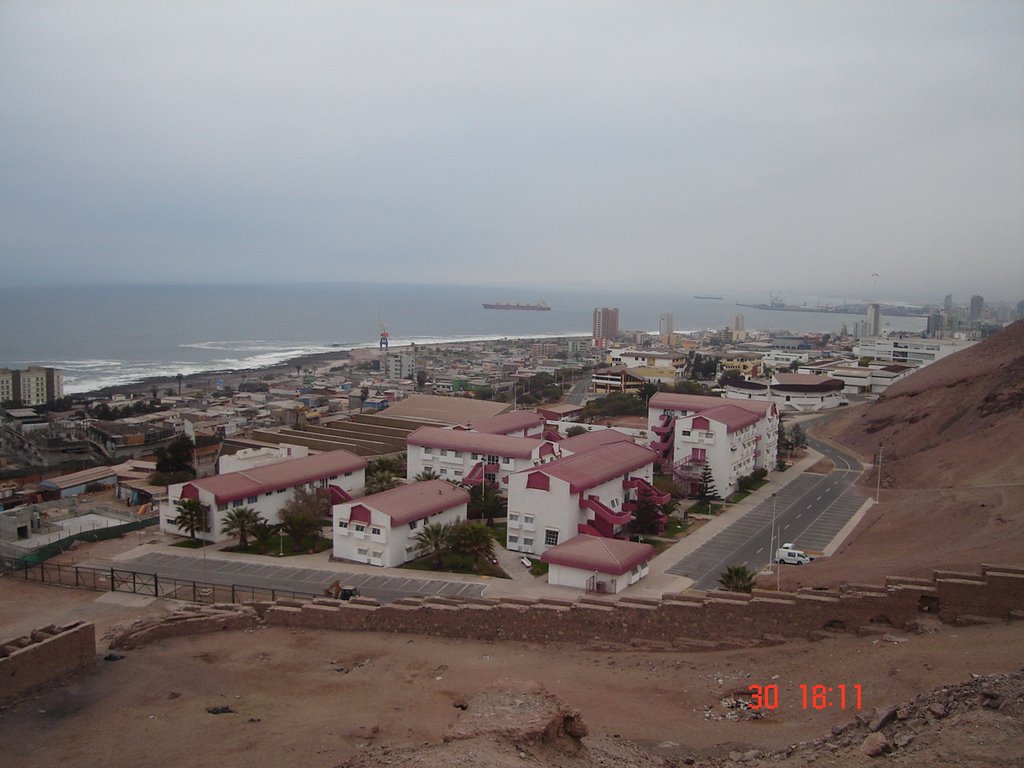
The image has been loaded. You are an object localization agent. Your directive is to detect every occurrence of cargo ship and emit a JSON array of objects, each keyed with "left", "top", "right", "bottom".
[{"left": 482, "top": 301, "right": 551, "bottom": 311}]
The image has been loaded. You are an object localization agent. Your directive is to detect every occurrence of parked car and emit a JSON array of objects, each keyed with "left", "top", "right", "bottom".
[{"left": 775, "top": 543, "right": 814, "bottom": 565}]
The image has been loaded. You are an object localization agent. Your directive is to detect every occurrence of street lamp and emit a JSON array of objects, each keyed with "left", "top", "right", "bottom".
[
  {"left": 770, "top": 493, "right": 779, "bottom": 591},
  {"left": 876, "top": 443, "right": 883, "bottom": 502}
]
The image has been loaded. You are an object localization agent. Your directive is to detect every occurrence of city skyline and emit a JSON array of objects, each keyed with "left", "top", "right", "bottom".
[{"left": 1, "top": 2, "right": 1022, "bottom": 301}]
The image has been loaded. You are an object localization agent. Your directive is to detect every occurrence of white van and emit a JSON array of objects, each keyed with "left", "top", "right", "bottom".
[{"left": 776, "top": 543, "right": 814, "bottom": 565}]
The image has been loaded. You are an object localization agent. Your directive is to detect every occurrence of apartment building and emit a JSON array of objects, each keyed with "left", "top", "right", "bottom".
[
  {"left": 505, "top": 441, "right": 663, "bottom": 557},
  {"left": 647, "top": 392, "right": 778, "bottom": 497},
  {"left": 0, "top": 367, "right": 64, "bottom": 406},
  {"left": 406, "top": 426, "right": 558, "bottom": 485},
  {"left": 333, "top": 480, "right": 469, "bottom": 567},
  {"left": 161, "top": 449, "right": 367, "bottom": 543}
]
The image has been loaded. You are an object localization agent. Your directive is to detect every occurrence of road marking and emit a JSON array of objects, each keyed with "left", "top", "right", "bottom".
[
  {"left": 816, "top": 495, "right": 822, "bottom": 500},
  {"left": 783, "top": 524, "right": 790, "bottom": 529},
  {"left": 807, "top": 504, "right": 813, "bottom": 509},
  {"left": 756, "top": 547, "right": 763, "bottom": 553},
  {"left": 796, "top": 514, "right": 802, "bottom": 518}
]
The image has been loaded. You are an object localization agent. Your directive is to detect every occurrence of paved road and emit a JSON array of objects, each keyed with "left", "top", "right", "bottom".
[
  {"left": 665, "top": 436, "right": 866, "bottom": 590},
  {"left": 98, "top": 552, "right": 487, "bottom": 604},
  {"left": 567, "top": 377, "right": 591, "bottom": 405}
]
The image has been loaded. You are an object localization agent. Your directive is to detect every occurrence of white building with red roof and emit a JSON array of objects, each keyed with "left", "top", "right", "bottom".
[
  {"left": 505, "top": 441, "right": 664, "bottom": 557},
  {"left": 161, "top": 448, "right": 368, "bottom": 543},
  {"left": 541, "top": 534, "right": 655, "bottom": 594},
  {"left": 463, "top": 410, "right": 545, "bottom": 437},
  {"left": 406, "top": 425, "right": 559, "bottom": 486},
  {"left": 648, "top": 392, "right": 778, "bottom": 498},
  {"left": 332, "top": 479, "right": 469, "bottom": 567}
]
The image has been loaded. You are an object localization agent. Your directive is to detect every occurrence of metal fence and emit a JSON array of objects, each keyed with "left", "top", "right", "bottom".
[
  {"left": 10, "top": 560, "right": 320, "bottom": 606},
  {"left": 0, "top": 516, "right": 160, "bottom": 570}
]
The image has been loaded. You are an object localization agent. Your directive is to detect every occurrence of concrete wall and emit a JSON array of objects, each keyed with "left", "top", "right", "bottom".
[{"left": 0, "top": 622, "right": 95, "bottom": 703}]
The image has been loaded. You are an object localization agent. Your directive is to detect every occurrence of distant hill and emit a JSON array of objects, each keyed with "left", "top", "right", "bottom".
[{"left": 791, "top": 321, "right": 1024, "bottom": 585}]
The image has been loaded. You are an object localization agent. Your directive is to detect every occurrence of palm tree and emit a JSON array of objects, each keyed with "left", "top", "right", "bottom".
[
  {"left": 468, "top": 484, "right": 505, "bottom": 527},
  {"left": 449, "top": 522, "right": 495, "bottom": 570},
  {"left": 250, "top": 518, "right": 280, "bottom": 550},
  {"left": 280, "top": 510, "right": 322, "bottom": 552},
  {"left": 414, "top": 468, "right": 440, "bottom": 481},
  {"left": 718, "top": 564, "right": 757, "bottom": 593},
  {"left": 220, "top": 506, "right": 262, "bottom": 550},
  {"left": 171, "top": 498, "right": 209, "bottom": 542},
  {"left": 365, "top": 469, "right": 401, "bottom": 495},
  {"left": 413, "top": 522, "right": 453, "bottom": 569}
]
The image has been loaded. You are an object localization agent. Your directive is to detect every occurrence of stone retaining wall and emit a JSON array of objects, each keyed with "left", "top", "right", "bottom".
[{"left": 0, "top": 622, "right": 95, "bottom": 703}]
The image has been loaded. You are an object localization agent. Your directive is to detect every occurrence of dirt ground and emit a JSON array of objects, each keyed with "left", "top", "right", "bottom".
[{"left": 2, "top": 576, "right": 1023, "bottom": 768}]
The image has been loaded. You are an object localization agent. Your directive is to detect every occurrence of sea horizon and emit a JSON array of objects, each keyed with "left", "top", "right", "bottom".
[{"left": 0, "top": 282, "right": 928, "bottom": 394}]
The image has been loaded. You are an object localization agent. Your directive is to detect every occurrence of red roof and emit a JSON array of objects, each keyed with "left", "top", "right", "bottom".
[
  {"left": 185, "top": 449, "right": 367, "bottom": 505},
  {"left": 557, "top": 429, "right": 636, "bottom": 455},
  {"left": 344, "top": 480, "right": 470, "bottom": 526},
  {"left": 467, "top": 410, "right": 544, "bottom": 435},
  {"left": 541, "top": 534, "right": 654, "bottom": 575},
  {"left": 524, "top": 442, "right": 655, "bottom": 494},
  {"left": 407, "top": 426, "right": 543, "bottom": 459},
  {"left": 687, "top": 404, "right": 761, "bottom": 433},
  {"left": 650, "top": 392, "right": 775, "bottom": 418}
]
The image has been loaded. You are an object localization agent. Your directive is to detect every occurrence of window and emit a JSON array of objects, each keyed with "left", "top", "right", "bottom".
[
  {"left": 357, "top": 548, "right": 368, "bottom": 556},
  {"left": 265, "top": 491, "right": 273, "bottom": 497},
  {"left": 409, "top": 520, "right": 418, "bottom": 530},
  {"left": 232, "top": 499, "right": 244, "bottom": 508},
  {"left": 338, "top": 521, "right": 348, "bottom": 528},
  {"left": 371, "top": 527, "right": 382, "bottom": 535},
  {"left": 247, "top": 496, "right": 258, "bottom": 504},
  {"left": 523, "top": 537, "right": 534, "bottom": 548},
  {"left": 508, "top": 535, "right": 519, "bottom": 544},
  {"left": 471, "top": 453, "right": 480, "bottom": 460},
  {"left": 544, "top": 530, "right": 559, "bottom": 547},
  {"left": 455, "top": 451, "right": 463, "bottom": 458},
  {"left": 329, "top": 475, "right": 338, "bottom": 480},
  {"left": 217, "top": 503, "right": 228, "bottom": 512},
  {"left": 440, "top": 449, "right": 448, "bottom": 457},
  {"left": 523, "top": 515, "right": 534, "bottom": 525},
  {"left": 440, "top": 468, "right": 448, "bottom": 475},
  {"left": 354, "top": 524, "right": 365, "bottom": 532},
  {"left": 454, "top": 470, "right": 462, "bottom": 477},
  {"left": 681, "top": 430, "right": 691, "bottom": 436},
  {"left": 424, "top": 447, "right": 433, "bottom": 455},
  {"left": 508, "top": 513, "right": 519, "bottom": 522},
  {"left": 344, "top": 471, "right": 352, "bottom": 477}
]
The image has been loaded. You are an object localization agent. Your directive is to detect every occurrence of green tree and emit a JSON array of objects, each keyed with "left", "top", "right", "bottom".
[
  {"left": 220, "top": 506, "right": 262, "bottom": 550},
  {"left": 448, "top": 522, "right": 496, "bottom": 569},
  {"left": 565, "top": 425, "right": 588, "bottom": 438},
  {"left": 416, "top": 369, "right": 428, "bottom": 390},
  {"left": 279, "top": 510, "right": 322, "bottom": 552},
  {"left": 414, "top": 468, "right": 440, "bottom": 481},
  {"left": 155, "top": 434, "right": 196, "bottom": 477},
  {"left": 281, "top": 485, "right": 331, "bottom": 520},
  {"left": 176, "top": 372, "right": 184, "bottom": 395},
  {"left": 789, "top": 424, "right": 807, "bottom": 450},
  {"left": 251, "top": 518, "right": 280, "bottom": 550},
  {"left": 468, "top": 484, "right": 505, "bottom": 527},
  {"left": 365, "top": 469, "right": 401, "bottom": 495},
  {"left": 171, "top": 498, "right": 209, "bottom": 542},
  {"left": 697, "top": 463, "right": 720, "bottom": 511},
  {"left": 718, "top": 564, "right": 757, "bottom": 593},
  {"left": 413, "top": 522, "right": 453, "bottom": 569},
  {"left": 628, "top": 484, "right": 669, "bottom": 535}
]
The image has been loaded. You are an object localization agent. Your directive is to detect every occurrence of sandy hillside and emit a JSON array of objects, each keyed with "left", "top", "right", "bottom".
[{"left": 779, "top": 321, "right": 1024, "bottom": 587}]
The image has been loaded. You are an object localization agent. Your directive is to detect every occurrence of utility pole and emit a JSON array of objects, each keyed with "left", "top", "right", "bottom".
[
  {"left": 876, "top": 444, "right": 883, "bottom": 502},
  {"left": 771, "top": 492, "right": 779, "bottom": 591}
]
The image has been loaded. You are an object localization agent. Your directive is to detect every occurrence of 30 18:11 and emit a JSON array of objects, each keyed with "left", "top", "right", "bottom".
[{"left": 747, "top": 683, "right": 863, "bottom": 710}]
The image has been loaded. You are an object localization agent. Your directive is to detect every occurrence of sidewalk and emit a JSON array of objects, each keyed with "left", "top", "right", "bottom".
[{"left": 627, "top": 448, "right": 826, "bottom": 598}]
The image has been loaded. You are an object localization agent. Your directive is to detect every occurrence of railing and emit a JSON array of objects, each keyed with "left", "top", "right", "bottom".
[{"left": 8, "top": 561, "right": 320, "bottom": 606}]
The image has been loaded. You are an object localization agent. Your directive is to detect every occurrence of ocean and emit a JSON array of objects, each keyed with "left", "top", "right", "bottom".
[{"left": 0, "top": 283, "right": 926, "bottom": 393}]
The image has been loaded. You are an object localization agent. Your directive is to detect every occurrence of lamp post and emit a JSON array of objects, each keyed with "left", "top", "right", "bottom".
[
  {"left": 771, "top": 492, "right": 779, "bottom": 591},
  {"left": 876, "top": 443, "right": 883, "bottom": 502}
]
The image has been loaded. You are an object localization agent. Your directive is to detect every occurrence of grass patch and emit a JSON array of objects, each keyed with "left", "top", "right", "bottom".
[
  {"left": 226, "top": 535, "right": 331, "bottom": 557},
  {"left": 400, "top": 550, "right": 509, "bottom": 579},
  {"left": 663, "top": 518, "right": 692, "bottom": 538},
  {"left": 490, "top": 523, "right": 507, "bottom": 546},
  {"left": 728, "top": 490, "right": 751, "bottom": 503},
  {"left": 529, "top": 559, "right": 549, "bottom": 577},
  {"left": 687, "top": 501, "right": 727, "bottom": 516}
]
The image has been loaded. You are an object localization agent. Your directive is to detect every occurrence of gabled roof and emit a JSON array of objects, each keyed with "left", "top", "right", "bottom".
[
  {"left": 522, "top": 442, "right": 655, "bottom": 494},
  {"left": 541, "top": 534, "right": 654, "bottom": 575},
  {"left": 683, "top": 404, "right": 761, "bottom": 432},
  {"left": 649, "top": 392, "right": 774, "bottom": 417},
  {"left": 557, "top": 429, "right": 635, "bottom": 456},
  {"left": 380, "top": 395, "right": 510, "bottom": 425},
  {"left": 466, "top": 410, "right": 544, "bottom": 435},
  {"left": 183, "top": 449, "right": 367, "bottom": 505},
  {"left": 341, "top": 480, "right": 470, "bottom": 526},
  {"left": 407, "top": 426, "right": 543, "bottom": 459}
]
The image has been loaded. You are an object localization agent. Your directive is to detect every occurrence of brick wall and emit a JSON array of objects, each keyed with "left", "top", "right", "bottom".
[{"left": 0, "top": 622, "right": 95, "bottom": 703}]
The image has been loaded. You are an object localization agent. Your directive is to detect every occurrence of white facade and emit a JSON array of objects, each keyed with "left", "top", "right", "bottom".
[
  {"left": 332, "top": 480, "right": 469, "bottom": 567},
  {"left": 854, "top": 337, "right": 975, "bottom": 366},
  {"left": 406, "top": 427, "right": 558, "bottom": 486},
  {"left": 546, "top": 561, "right": 649, "bottom": 593},
  {"left": 505, "top": 443, "right": 657, "bottom": 557},
  {"left": 648, "top": 393, "right": 778, "bottom": 498},
  {"left": 218, "top": 444, "right": 310, "bottom": 474},
  {"left": 606, "top": 349, "right": 687, "bottom": 371}
]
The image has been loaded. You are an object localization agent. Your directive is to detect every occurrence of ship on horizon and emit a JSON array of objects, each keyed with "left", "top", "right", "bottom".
[
  {"left": 693, "top": 295, "right": 723, "bottom": 300},
  {"left": 482, "top": 300, "right": 551, "bottom": 311}
]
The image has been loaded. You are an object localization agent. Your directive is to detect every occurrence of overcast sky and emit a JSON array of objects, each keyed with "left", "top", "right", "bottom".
[{"left": 1, "top": 2, "right": 1022, "bottom": 301}]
